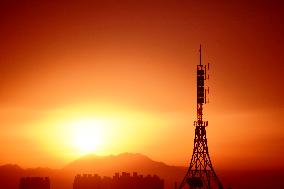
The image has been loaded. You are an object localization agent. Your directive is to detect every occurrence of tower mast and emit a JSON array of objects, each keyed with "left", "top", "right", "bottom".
[{"left": 179, "top": 45, "right": 223, "bottom": 189}]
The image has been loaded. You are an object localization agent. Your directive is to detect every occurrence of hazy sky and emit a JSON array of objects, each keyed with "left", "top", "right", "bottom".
[{"left": 0, "top": 0, "right": 283, "bottom": 169}]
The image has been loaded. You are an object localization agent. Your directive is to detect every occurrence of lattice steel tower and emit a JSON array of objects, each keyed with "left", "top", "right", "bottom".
[{"left": 179, "top": 45, "right": 223, "bottom": 189}]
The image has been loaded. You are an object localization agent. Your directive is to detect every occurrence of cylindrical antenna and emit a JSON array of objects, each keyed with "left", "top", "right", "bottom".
[{"left": 199, "top": 44, "right": 202, "bottom": 66}]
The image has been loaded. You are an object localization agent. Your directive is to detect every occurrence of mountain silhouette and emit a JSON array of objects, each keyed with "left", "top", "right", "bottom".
[{"left": 0, "top": 153, "right": 185, "bottom": 189}]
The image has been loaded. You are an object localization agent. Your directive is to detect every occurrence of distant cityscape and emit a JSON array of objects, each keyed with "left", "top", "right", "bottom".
[{"left": 19, "top": 172, "right": 164, "bottom": 189}]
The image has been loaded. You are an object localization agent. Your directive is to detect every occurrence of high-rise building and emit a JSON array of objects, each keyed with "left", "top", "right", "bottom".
[{"left": 19, "top": 177, "right": 50, "bottom": 189}]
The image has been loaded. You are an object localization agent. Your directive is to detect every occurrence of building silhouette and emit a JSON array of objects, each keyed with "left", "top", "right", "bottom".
[
  {"left": 73, "top": 172, "right": 164, "bottom": 189},
  {"left": 19, "top": 177, "right": 50, "bottom": 189}
]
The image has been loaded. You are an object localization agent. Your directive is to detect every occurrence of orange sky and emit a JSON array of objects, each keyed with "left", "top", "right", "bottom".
[{"left": 0, "top": 1, "right": 283, "bottom": 169}]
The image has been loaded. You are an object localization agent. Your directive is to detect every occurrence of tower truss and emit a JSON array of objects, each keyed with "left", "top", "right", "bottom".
[{"left": 179, "top": 45, "right": 223, "bottom": 189}]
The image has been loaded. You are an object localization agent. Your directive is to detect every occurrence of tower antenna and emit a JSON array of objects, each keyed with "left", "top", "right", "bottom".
[
  {"left": 199, "top": 44, "right": 202, "bottom": 66},
  {"left": 179, "top": 45, "right": 223, "bottom": 189}
]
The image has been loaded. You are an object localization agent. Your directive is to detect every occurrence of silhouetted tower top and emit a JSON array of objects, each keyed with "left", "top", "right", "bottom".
[{"left": 195, "top": 44, "right": 209, "bottom": 127}]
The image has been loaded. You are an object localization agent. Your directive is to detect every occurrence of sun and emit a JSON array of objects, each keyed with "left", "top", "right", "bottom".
[{"left": 70, "top": 119, "right": 106, "bottom": 155}]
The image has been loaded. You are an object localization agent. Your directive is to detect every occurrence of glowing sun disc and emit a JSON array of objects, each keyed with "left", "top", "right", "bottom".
[{"left": 70, "top": 119, "right": 106, "bottom": 154}]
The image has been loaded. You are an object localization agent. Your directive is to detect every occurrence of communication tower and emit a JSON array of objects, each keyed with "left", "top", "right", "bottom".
[{"left": 179, "top": 45, "right": 223, "bottom": 189}]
